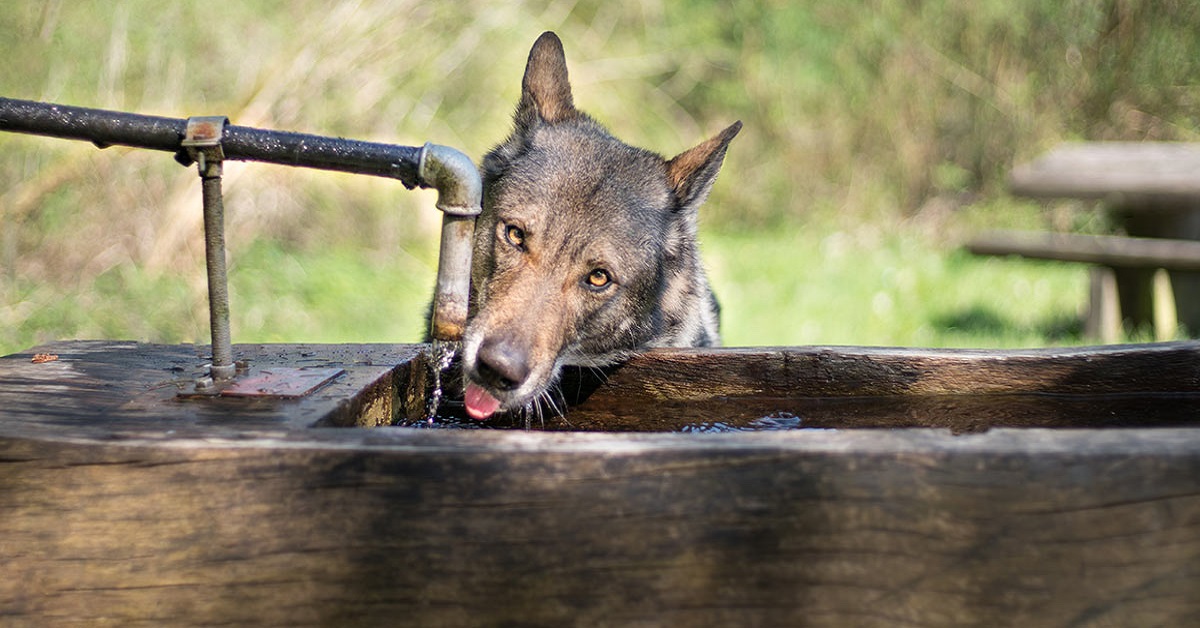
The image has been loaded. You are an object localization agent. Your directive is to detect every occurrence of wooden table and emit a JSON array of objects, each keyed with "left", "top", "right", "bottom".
[{"left": 1009, "top": 142, "right": 1200, "bottom": 338}]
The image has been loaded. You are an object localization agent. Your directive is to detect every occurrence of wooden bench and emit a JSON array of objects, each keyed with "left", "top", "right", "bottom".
[
  {"left": 968, "top": 142, "right": 1200, "bottom": 342},
  {"left": 967, "top": 230, "right": 1200, "bottom": 342}
]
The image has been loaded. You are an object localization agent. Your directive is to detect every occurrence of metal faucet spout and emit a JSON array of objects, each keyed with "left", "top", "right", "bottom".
[{"left": 417, "top": 143, "right": 482, "bottom": 341}]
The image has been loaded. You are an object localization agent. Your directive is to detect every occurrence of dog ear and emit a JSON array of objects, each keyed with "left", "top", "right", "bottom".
[
  {"left": 665, "top": 121, "right": 742, "bottom": 213},
  {"left": 515, "top": 32, "right": 578, "bottom": 128}
]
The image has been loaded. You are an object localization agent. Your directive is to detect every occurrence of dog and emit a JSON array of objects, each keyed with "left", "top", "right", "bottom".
[{"left": 460, "top": 31, "right": 740, "bottom": 420}]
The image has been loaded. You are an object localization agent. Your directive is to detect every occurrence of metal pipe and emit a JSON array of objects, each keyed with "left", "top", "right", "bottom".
[
  {"left": 219, "top": 125, "right": 422, "bottom": 185},
  {"left": 0, "top": 97, "right": 483, "bottom": 345},
  {"left": 418, "top": 143, "right": 482, "bottom": 341},
  {"left": 0, "top": 97, "right": 184, "bottom": 151},
  {"left": 0, "top": 97, "right": 424, "bottom": 187}
]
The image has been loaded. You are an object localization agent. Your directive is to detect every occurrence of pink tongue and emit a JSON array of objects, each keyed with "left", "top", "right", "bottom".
[{"left": 464, "top": 383, "right": 502, "bottom": 420}]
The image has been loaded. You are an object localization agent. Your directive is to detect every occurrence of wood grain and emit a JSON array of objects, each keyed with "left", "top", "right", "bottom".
[
  {"left": 1, "top": 341, "right": 1199, "bottom": 626},
  {"left": 1010, "top": 142, "right": 1200, "bottom": 203},
  {"left": 1, "top": 429, "right": 1198, "bottom": 627},
  {"left": 967, "top": 229, "right": 1200, "bottom": 270}
]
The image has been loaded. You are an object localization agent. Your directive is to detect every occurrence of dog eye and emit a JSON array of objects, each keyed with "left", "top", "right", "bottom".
[
  {"left": 586, "top": 268, "right": 612, "bottom": 290},
  {"left": 503, "top": 224, "right": 525, "bottom": 249}
]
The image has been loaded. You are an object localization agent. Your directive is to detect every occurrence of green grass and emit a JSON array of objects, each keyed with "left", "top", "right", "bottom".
[
  {"left": 708, "top": 224, "right": 1089, "bottom": 348},
  {"left": 2, "top": 0, "right": 1198, "bottom": 355},
  {"left": 1, "top": 237, "right": 440, "bottom": 352},
  {"left": 228, "top": 239, "right": 439, "bottom": 344}
]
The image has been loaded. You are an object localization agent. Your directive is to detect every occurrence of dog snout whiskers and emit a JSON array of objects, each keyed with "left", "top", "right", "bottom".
[{"left": 475, "top": 338, "right": 531, "bottom": 391}]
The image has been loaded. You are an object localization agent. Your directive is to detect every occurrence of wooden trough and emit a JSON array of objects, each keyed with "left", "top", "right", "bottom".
[{"left": 2, "top": 340, "right": 1199, "bottom": 626}]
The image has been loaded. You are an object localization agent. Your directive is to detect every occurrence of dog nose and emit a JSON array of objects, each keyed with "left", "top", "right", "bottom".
[{"left": 475, "top": 338, "right": 531, "bottom": 391}]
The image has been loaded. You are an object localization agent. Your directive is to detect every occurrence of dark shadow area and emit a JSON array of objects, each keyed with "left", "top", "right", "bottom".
[
  {"left": 934, "top": 305, "right": 1083, "bottom": 342},
  {"left": 393, "top": 361, "right": 620, "bottom": 430}
]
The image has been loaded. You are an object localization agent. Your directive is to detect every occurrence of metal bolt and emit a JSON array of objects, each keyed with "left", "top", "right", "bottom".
[{"left": 182, "top": 116, "right": 236, "bottom": 381}]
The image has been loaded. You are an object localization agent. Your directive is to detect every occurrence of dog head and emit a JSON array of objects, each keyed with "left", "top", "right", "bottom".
[{"left": 461, "top": 32, "right": 739, "bottom": 420}]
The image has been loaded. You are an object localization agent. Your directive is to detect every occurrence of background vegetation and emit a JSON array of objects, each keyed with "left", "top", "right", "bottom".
[{"left": 2, "top": 0, "right": 1199, "bottom": 355}]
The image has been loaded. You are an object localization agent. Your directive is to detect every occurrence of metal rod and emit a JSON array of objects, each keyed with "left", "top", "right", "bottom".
[
  {"left": 181, "top": 116, "right": 236, "bottom": 381},
  {"left": 0, "top": 97, "right": 424, "bottom": 187},
  {"left": 200, "top": 173, "right": 235, "bottom": 379}
]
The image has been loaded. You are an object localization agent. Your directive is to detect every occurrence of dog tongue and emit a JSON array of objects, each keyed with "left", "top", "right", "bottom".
[{"left": 464, "top": 383, "right": 502, "bottom": 420}]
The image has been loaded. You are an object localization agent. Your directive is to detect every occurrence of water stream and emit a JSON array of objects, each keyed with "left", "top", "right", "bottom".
[{"left": 422, "top": 340, "right": 460, "bottom": 424}]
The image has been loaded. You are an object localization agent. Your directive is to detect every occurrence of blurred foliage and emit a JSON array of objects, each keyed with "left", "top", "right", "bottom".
[{"left": 2, "top": 0, "right": 1198, "bottom": 353}]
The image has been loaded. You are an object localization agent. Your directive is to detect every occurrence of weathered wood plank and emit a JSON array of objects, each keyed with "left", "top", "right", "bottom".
[
  {"left": 967, "top": 229, "right": 1200, "bottom": 271},
  {"left": 6, "top": 341, "right": 1200, "bottom": 433},
  {"left": 2, "top": 341, "right": 1200, "bottom": 626},
  {"left": 1010, "top": 142, "right": 1200, "bottom": 202},
  {"left": 0, "top": 341, "right": 419, "bottom": 438},
  {"left": 0, "top": 429, "right": 1198, "bottom": 627},
  {"left": 575, "top": 342, "right": 1200, "bottom": 399}
]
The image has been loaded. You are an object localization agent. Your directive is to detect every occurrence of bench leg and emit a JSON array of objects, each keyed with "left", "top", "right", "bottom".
[
  {"left": 1166, "top": 270, "right": 1200, "bottom": 337},
  {"left": 1120, "top": 205, "right": 1199, "bottom": 338},
  {"left": 1152, "top": 269, "right": 1178, "bottom": 341},
  {"left": 1086, "top": 266, "right": 1121, "bottom": 344},
  {"left": 1112, "top": 267, "right": 1156, "bottom": 333}
]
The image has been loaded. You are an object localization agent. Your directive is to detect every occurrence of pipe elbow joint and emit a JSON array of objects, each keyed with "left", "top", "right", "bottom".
[{"left": 418, "top": 143, "right": 482, "bottom": 218}]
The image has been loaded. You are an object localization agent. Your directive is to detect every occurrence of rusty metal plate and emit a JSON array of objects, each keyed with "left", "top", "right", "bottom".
[{"left": 220, "top": 367, "right": 345, "bottom": 398}]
